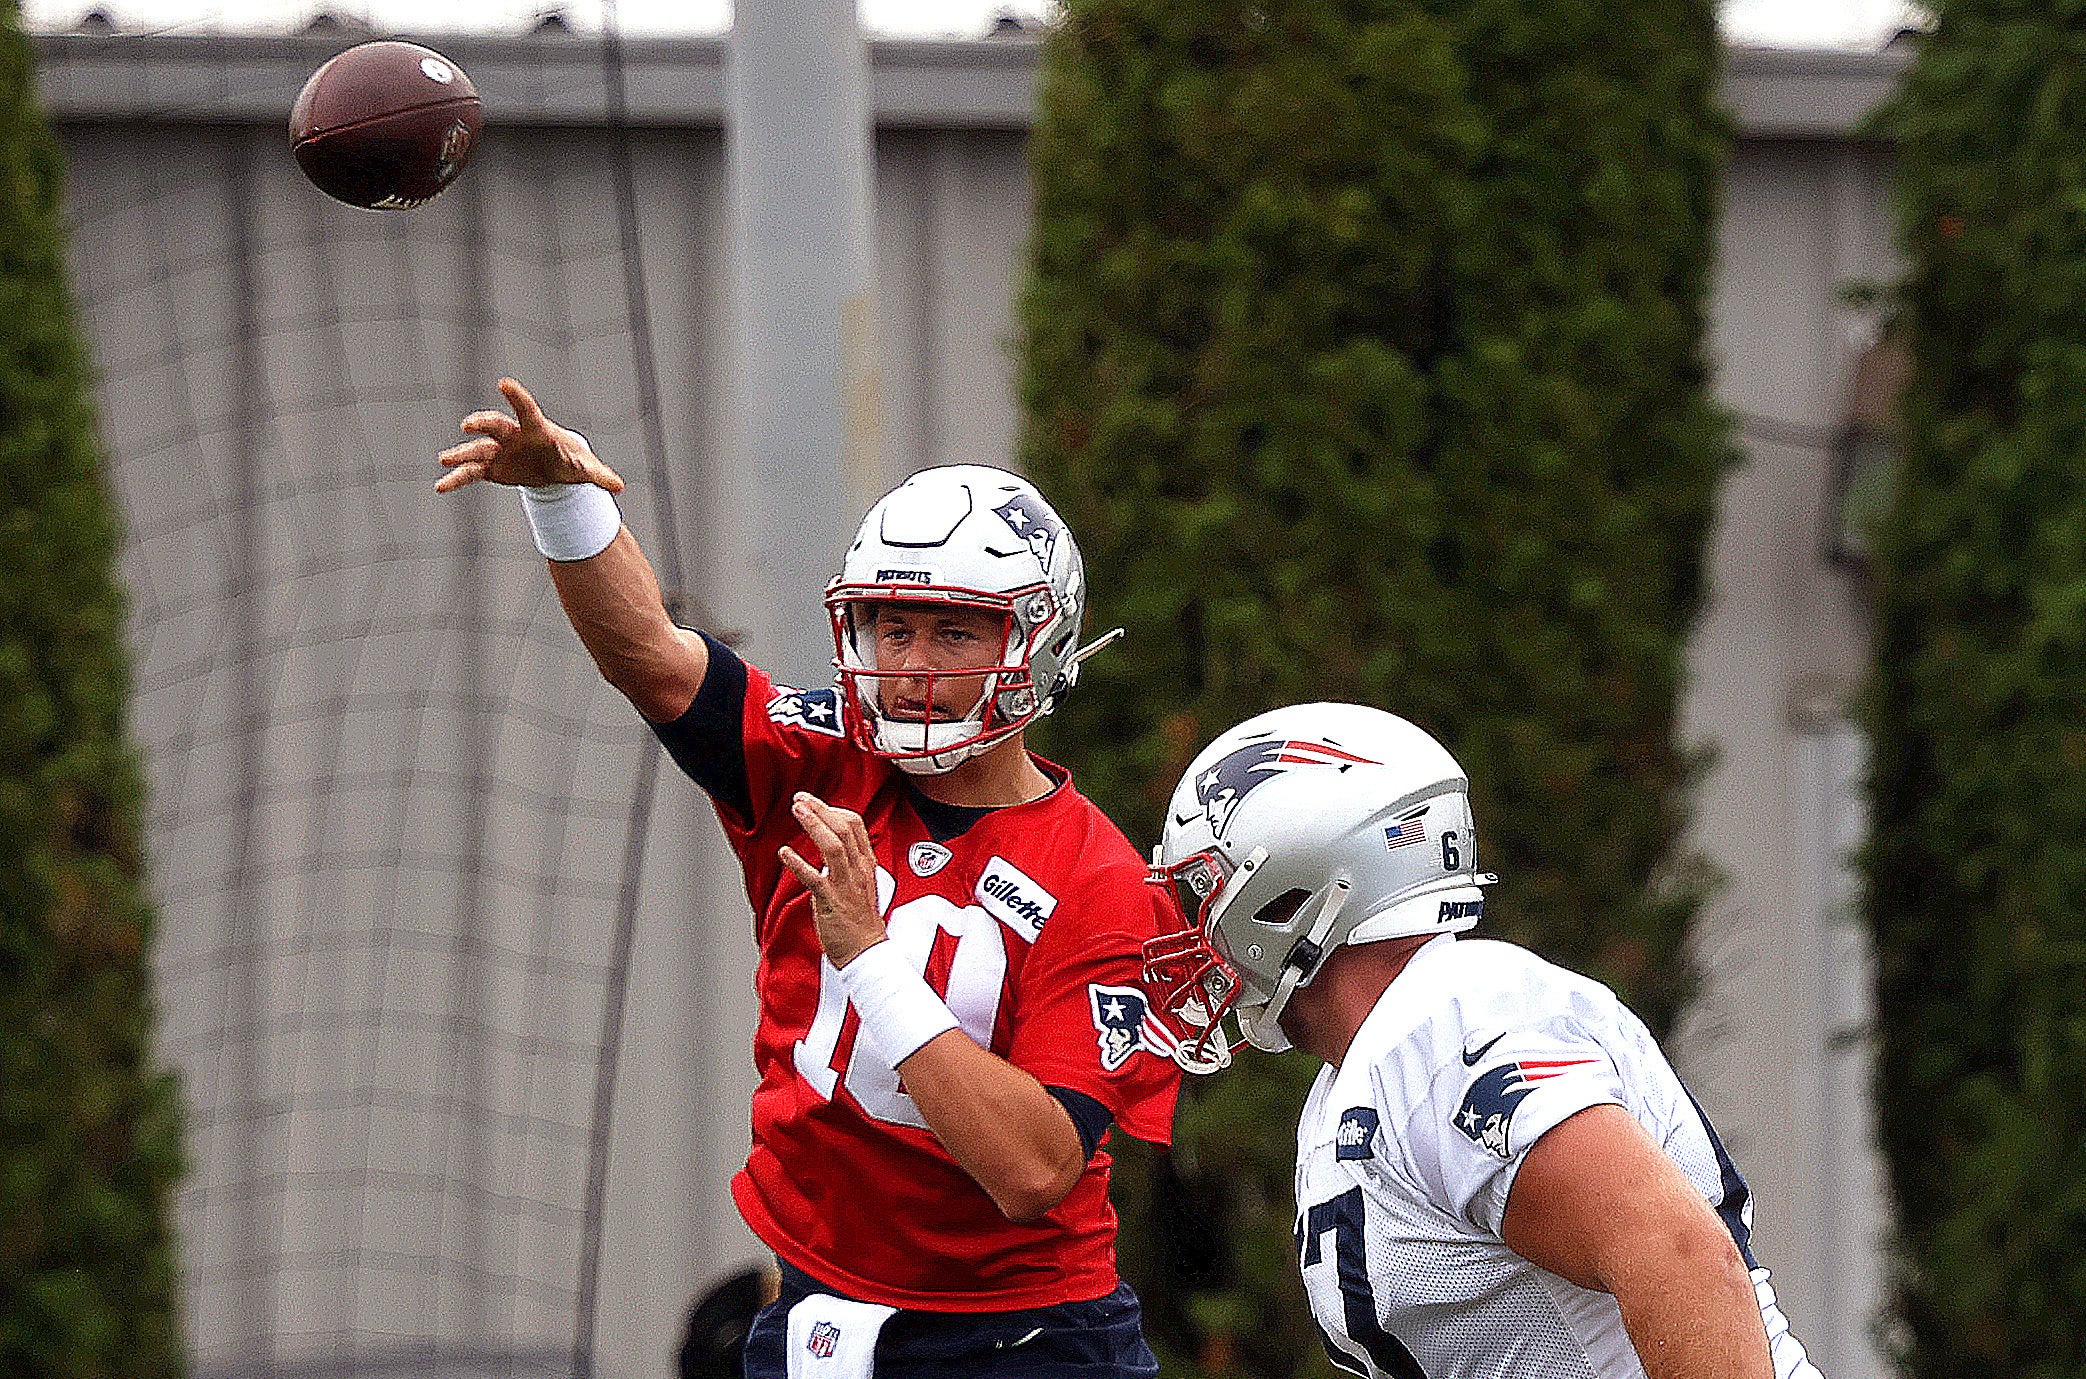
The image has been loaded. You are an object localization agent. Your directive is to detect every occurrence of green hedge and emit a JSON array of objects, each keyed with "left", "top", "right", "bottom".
[
  {"left": 1018, "top": 0, "right": 1729, "bottom": 1373},
  {"left": 0, "top": 6, "right": 186, "bottom": 1375},
  {"left": 1869, "top": 10, "right": 2086, "bottom": 1376}
]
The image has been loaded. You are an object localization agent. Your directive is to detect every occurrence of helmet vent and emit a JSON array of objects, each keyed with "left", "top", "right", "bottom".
[{"left": 1253, "top": 888, "right": 1310, "bottom": 928}]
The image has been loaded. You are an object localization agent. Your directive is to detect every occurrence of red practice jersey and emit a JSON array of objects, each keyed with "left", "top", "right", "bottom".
[{"left": 653, "top": 641, "right": 1181, "bottom": 1311}]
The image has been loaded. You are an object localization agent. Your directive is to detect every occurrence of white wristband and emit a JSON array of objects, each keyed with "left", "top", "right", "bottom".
[
  {"left": 520, "top": 482, "right": 621, "bottom": 562},
  {"left": 836, "top": 940, "right": 960, "bottom": 1067}
]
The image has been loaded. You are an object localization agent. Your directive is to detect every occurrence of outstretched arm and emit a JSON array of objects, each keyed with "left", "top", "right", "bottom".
[
  {"left": 779, "top": 792, "right": 1087, "bottom": 1223},
  {"left": 1502, "top": 1104, "right": 1773, "bottom": 1379},
  {"left": 436, "top": 378, "right": 708, "bottom": 723}
]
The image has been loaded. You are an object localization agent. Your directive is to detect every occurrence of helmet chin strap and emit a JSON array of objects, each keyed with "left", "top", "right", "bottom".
[
  {"left": 1241, "top": 878, "right": 1352, "bottom": 1053},
  {"left": 1235, "top": 1002, "right": 1290, "bottom": 1055},
  {"left": 1171, "top": 1021, "right": 1238, "bottom": 1074},
  {"left": 892, "top": 745, "right": 978, "bottom": 776},
  {"left": 873, "top": 678, "right": 1005, "bottom": 775},
  {"left": 883, "top": 721, "right": 1000, "bottom": 775}
]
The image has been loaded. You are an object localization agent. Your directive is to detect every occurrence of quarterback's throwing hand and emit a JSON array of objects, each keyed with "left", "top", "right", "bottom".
[
  {"left": 779, "top": 792, "right": 887, "bottom": 969},
  {"left": 435, "top": 377, "right": 627, "bottom": 494}
]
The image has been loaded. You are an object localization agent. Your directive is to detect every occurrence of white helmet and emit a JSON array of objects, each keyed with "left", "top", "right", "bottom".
[
  {"left": 1141, "top": 703, "right": 1496, "bottom": 1072},
  {"left": 826, "top": 465, "right": 1120, "bottom": 774}
]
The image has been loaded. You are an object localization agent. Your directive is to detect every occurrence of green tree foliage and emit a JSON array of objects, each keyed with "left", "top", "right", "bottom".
[
  {"left": 1869, "top": 9, "right": 2086, "bottom": 1376},
  {"left": 1018, "top": 0, "right": 1729, "bottom": 1372},
  {"left": 0, "top": 5, "right": 186, "bottom": 1374}
]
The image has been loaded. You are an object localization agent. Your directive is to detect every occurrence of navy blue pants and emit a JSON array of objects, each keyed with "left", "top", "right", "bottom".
[{"left": 743, "top": 1261, "right": 1161, "bottom": 1379}]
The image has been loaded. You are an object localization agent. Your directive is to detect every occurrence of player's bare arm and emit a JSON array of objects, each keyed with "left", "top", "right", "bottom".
[
  {"left": 435, "top": 378, "right": 708, "bottom": 722},
  {"left": 780, "top": 791, "right": 1086, "bottom": 1222},
  {"left": 1501, "top": 1104, "right": 1773, "bottom": 1379}
]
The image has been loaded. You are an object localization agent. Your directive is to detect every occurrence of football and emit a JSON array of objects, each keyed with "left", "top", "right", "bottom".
[{"left": 290, "top": 41, "right": 482, "bottom": 210}]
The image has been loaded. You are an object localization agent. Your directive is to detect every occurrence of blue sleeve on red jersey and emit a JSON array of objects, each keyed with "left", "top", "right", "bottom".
[
  {"left": 1046, "top": 1085, "right": 1114, "bottom": 1162},
  {"left": 650, "top": 631, "right": 752, "bottom": 824}
]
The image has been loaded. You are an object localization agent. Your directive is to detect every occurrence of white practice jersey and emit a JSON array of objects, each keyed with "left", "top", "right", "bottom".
[{"left": 1293, "top": 935, "right": 1821, "bottom": 1379}]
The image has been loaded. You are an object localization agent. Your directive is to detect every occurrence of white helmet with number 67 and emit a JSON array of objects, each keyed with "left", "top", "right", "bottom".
[
  {"left": 1141, "top": 703, "right": 1497, "bottom": 1072},
  {"left": 827, "top": 465, "right": 1120, "bottom": 775}
]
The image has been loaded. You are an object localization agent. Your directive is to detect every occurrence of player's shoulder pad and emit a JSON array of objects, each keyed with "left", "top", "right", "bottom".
[
  {"left": 1430, "top": 957, "right": 1624, "bottom": 1164},
  {"left": 764, "top": 685, "right": 846, "bottom": 739},
  {"left": 1358, "top": 940, "right": 1594, "bottom": 1099},
  {"left": 1428, "top": 938, "right": 1623, "bottom": 1027},
  {"left": 1354, "top": 939, "right": 1533, "bottom": 1056}
]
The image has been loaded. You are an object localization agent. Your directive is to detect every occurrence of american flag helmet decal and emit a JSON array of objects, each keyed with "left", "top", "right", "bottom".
[{"left": 1383, "top": 805, "right": 1429, "bottom": 851}]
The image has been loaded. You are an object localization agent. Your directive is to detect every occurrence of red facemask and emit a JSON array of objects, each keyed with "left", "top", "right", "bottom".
[
  {"left": 825, "top": 583, "right": 1053, "bottom": 769},
  {"left": 1139, "top": 850, "right": 1250, "bottom": 1073}
]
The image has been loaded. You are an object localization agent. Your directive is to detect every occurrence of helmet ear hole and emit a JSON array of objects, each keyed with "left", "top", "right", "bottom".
[{"left": 1253, "top": 888, "right": 1311, "bottom": 928}]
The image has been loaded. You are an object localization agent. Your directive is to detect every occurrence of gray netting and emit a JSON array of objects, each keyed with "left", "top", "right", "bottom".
[{"left": 67, "top": 110, "right": 704, "bottom": 1377}]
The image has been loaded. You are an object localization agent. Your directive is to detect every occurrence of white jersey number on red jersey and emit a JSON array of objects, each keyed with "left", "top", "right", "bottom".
[{"left": 792, "top": 876, "right": 1011, "bottom": 1128}]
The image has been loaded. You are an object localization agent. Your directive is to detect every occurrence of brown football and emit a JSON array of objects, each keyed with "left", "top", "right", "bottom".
[{"left": 290, "top": 41, "right": 482, "bottom": 210}]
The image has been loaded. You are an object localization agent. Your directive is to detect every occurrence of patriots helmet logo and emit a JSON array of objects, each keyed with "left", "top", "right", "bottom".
[
  {"left": 993, "top": 492, "right": 1062, "bottom": 567},
  {"left": 1453, "top": 1057, "right": 1598, "bottom": 1159},
  {"left": 1194, "top": 738, "right": 1381, "bottom": 837}
]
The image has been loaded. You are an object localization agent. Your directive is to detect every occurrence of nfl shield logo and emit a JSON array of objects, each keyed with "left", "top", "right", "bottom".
[
  {"left": 908, "top": 841, "right": 953, "bottom": 877},
  {"left": 807, "top": 1321, "right": 840, "bottom": 1359}
]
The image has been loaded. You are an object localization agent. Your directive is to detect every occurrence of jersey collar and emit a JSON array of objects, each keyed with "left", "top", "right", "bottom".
[
  {"left": 898, "top": 754, "right": 1071, "bottom": 844},
  {"left": 1327, "top": 933, "right": 1462, "bottom": 1077}
]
